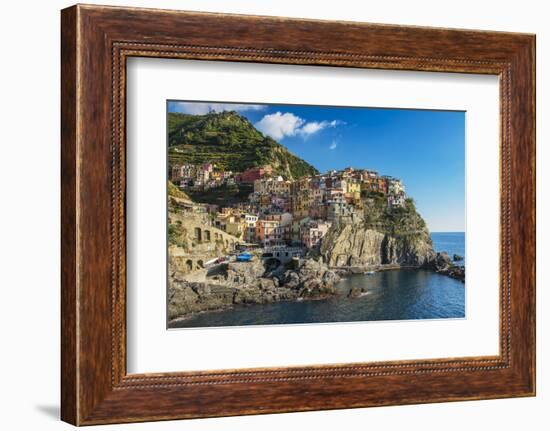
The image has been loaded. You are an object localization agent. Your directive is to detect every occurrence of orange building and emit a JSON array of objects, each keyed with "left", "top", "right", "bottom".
[{"left": 255, "top": 219, "right": 280, "bottom": 246}]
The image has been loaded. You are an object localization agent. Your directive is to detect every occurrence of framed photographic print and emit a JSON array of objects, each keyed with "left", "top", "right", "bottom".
[
  {"left": 61, "top": 4, "right": 536, "bottom": 425},
  {"left": 164, "top": 100, "right": 466, "bottom": 330}
]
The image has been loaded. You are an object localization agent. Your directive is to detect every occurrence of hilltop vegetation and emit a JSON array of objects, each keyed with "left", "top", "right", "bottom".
[
  {"left": 168, "top": 111, "right": 319, "bottom": 180},
  {"left": 361, "top": 192, "right": 428, "bottom": 236}
]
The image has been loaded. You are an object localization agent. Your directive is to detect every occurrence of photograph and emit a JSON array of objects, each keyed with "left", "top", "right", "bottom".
[{"left": 166, "top": 101, "right": 466, "bottom": 328}]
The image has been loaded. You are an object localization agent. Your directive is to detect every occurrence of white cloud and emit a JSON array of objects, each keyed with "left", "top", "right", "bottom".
[
  {"left": 169, "top": 102, "right": 266, "bottom": 115},
  {"left": 297, "top": 119, "right": 343, "bottom": 137},
  {"left": 255, "top": 113, "right": 344, "bottom": 140},
  {"left": 255, "top": 112, "right": 305, "bottom": 140},
  {"left": 329, "top": 141, "right": 338, "bottom": 150},
  {"left": 299, "top": 122, "right": 326, "bottom": 135},
  {"left": 170, "top": 103, "right": 344, "bottom": 141}
]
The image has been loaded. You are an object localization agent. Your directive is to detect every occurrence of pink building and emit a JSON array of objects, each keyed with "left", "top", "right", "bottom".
[{"left": 302, "top": 220, "right": 332, "bottom": 249}]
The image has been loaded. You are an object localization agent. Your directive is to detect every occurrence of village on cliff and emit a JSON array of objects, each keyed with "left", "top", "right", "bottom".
[{"left": 169, "top": 162, "right": 408, "bottom": 264}]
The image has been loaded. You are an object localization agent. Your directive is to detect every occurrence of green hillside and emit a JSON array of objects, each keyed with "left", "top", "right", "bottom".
[
  {"left": 168, "top": 111, "right": 319, "bottom": 179},
  {"left": 167, "top": 180, "right": 191, "bottom": 200}
]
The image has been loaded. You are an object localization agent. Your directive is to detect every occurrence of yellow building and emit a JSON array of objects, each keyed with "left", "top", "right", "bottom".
[
  {"left": 254, "top": 177, "right": 291, "bottom": 194},
  {"left": 345, "top": 179, "right": 361, "bottom": 201}
]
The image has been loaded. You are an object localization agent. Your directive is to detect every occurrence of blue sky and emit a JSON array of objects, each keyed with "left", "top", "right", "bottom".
[{"left": 168, "top": 101, "right": 465, "bottom": 232}]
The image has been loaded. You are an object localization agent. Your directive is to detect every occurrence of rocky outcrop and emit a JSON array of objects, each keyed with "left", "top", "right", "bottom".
[
  {"left": 431, "top": 251, "right": 452, "bottom": 271},
  {"left": 219, "top": 260, "right": 266, "bottom": 286},
  {"left": 425, "top": 252, "right": 465, "bottom": 282},
  {"left": 168, "top": 282, "right": 235, "bottom": 319},
  {"left": 319, "top": 223, "right": 466, "bottom": 283},
  {"left": 320, "top": 224, "right": 436, "bottom": 268},
  {"left": 442, "top": 265, "right": 465, "bottom": 282},
  {"left": 278, "top": 258, "right": 340, "bottom": 299},
  {"left": 168, "top": 259, "right": 340, "bottom": 321},
  {"left": 381, "top": 234, "right": 436, "bottom": 266},
  {"left": 347, "top": 285, "right": 368, "bottom": 298}
]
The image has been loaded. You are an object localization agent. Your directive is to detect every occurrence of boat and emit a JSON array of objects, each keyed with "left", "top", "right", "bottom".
[
  {"left": 365, "top": 270, "right": 376, "bottom": 275},
  {"left": 236, "top": 252, "right": 253, "bottom": 262},
  {"left": 204, "top": 258, "right": 218, "bottom": 266}
]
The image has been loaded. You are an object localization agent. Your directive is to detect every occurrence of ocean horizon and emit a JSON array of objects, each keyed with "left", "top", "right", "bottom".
[{"left": 430, "top": 232, "right": 465, "bottom": 266}]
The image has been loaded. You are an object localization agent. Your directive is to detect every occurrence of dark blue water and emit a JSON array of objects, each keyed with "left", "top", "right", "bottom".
[
  {"left": 172, "top": 233, "right": 466, "bottom": 328},
  {"left": 171, "top": 269, "right": 465, "bottom": 328}
]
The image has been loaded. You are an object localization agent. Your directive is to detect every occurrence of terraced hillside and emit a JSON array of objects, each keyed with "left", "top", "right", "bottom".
[{"left": 168, "top": 110, "right": 319, "bottom": 180}]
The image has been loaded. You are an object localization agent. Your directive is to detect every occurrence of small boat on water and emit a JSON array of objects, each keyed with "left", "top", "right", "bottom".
[{"left": 365, "top": 270, "right": 376, "bottom": 275}]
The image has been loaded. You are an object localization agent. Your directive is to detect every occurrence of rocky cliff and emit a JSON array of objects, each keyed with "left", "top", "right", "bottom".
[
  {"left": 320, "top": 196, "right": 436, "bottom": 268},
  {"left": 320, "top": 225, "right": 435, "bottom": 267}
]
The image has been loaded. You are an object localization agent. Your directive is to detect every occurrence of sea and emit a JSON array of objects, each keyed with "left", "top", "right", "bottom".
[
  {"left": 170, "top": 232, "right": 466, "bottom": 329},
  {"left": 431, "top": 232, "right": 466, "bottom": 266}
]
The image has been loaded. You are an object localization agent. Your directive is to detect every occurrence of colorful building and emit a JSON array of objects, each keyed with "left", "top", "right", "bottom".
[
  {"left": 255, "top": 219, "right": 281, "bottom": 246},
  {"left": 301, "top": 220, "right": 332, "bottom": 249},
  {"left": 386, "top": 176, "right": 405, "bottom": 196},
  {"left": 237, "top": 165, "right": 273, "bottom": 183}
]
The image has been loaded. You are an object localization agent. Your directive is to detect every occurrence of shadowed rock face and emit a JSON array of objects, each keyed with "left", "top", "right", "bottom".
[{"left": 320, "top": 224, "right": 436, "bottom": 268}]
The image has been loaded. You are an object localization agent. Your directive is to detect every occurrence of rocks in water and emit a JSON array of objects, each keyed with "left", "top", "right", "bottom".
[
  {"left": 316, "top": 222, "right": 464, "bottom": 285},
  {"left": 168, "top": 258, "right": 341, "bottom": 321},
  {"left": 347, "top": 286, "right": 367, "bottom": 298},
  {"left": 435, "top": 262, "right": 465, "bottom": 282},
  {"left": 425, "top": 252, "right": 465, "bottom": 282},
  {"left": 168, "top": 243, "right": 467, "bottom": 322},
  {"left": 168, "top": 280, "right": 236, "bottom": 320},
  {"left": 445, "top": 265, "right": 465, "bottom": 282},
  {"left": 280, "top": 258, "right": 340, "bottom": 298},
  {"left": 432, "top": 252, "right": 452, "bottom": 271}
]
